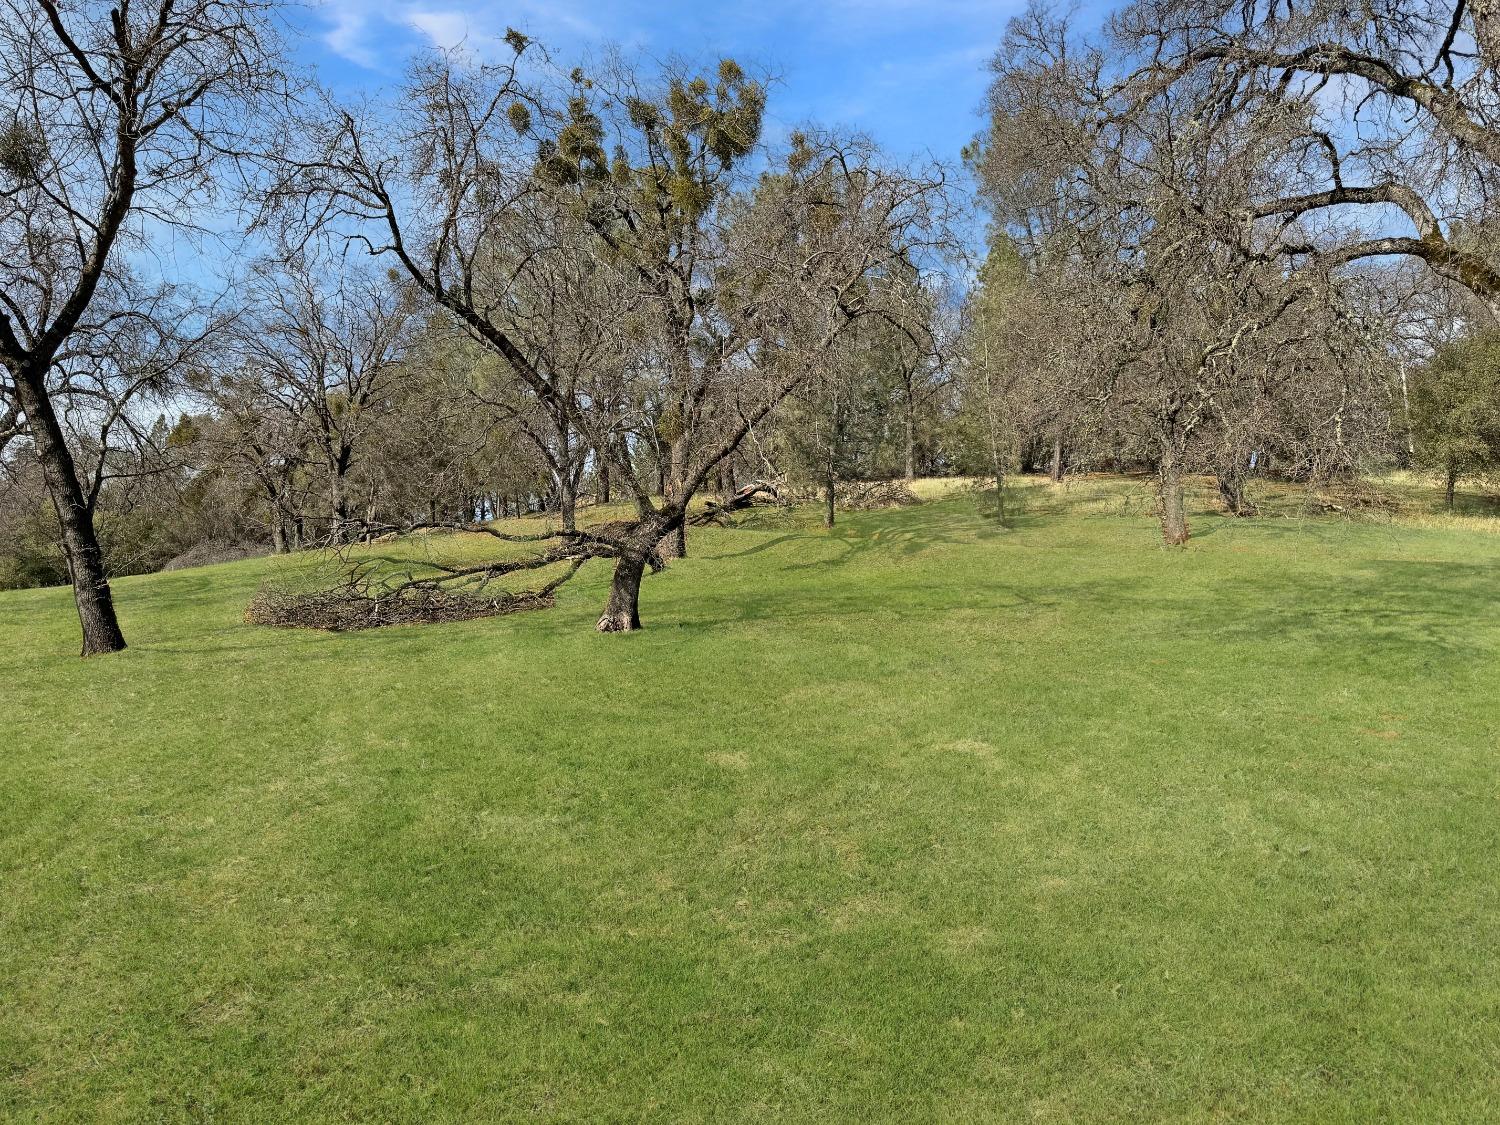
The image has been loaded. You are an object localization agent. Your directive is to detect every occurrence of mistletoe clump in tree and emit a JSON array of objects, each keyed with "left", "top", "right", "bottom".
[{"left": 277, "top": 38, "right": 952, "bottom": 632}]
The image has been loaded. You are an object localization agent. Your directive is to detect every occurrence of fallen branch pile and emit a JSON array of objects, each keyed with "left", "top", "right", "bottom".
[
  {"left": 245, "top": 520, "right": 662, "bottom": 631},
  {"left": 245, "top": 584, "right": 559, "bottom": 630},
  {"left": 1310, "top": 480, "right": 1403, "bottom": 517},
  {"left": 781, "top": 479, "right": 923, "bottom": 510},
  {"left": 694, "top": 478, "right": 922, "bottom": 525},
  {"left": 693, "top": 480, "right": 780, "bottom": 524}
]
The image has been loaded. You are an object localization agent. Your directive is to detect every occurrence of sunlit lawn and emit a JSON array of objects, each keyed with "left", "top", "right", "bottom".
[{"left": 4, "top": 475, "right": 1499, "bottom": 1121}]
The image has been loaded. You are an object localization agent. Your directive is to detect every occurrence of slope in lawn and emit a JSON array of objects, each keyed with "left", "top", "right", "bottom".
[{"left": 4, "top": 478, "right": 1499, "bottom": 1122}]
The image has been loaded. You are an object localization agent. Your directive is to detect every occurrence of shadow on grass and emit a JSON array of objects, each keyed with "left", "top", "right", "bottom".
[
  {"left": 1446, "top": 491, "right": 1500, "bottom": 517},
  {"left": 664, "top": 580, "right": 1059, "bottom": 633},
  {"left": 684, "top": 514, "right": 1500, "bottom": 666},
  {"left": 1161, "top": 556, "right": 1500, "bottom": 664},
  {"left": 117, "top": 490, "right": 1500, "bottom": 670}
]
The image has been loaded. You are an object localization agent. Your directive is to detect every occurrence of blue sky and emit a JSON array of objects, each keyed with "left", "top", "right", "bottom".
[{"left": 291, "top": 0, "right": 1049, "bottom": 164}]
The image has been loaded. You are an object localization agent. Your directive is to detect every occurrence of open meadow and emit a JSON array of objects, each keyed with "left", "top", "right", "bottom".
[{"left": 5, "top": 477, "right": 1499, "bottom": 1122}]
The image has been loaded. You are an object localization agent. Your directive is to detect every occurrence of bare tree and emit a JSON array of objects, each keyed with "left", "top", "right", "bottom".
[
  {"left": 273, "top": 42, "right": 953, "bottom": 631},
  {"left": 960, "top": 239, "right": 1042, "bottom": 523},
  {"left": 974, "top": 7, "right": 1408, "bottom": 544},
  {"left": 232, "top": 260, "right": 415, "bottom": 545},
  {"left": 0, "top": 0, "right": 285, "bottom": 653},
  {"left": 1115, "top": 0, "right": 1500, "bottom": 317},
  {"left": 183, "top": 384, "right": 310, "bottom": 554},
  {"left": 459, "top": 196, "right": 640, "bottom": 533}
]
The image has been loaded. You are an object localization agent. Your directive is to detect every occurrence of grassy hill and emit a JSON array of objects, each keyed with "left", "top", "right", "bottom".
[{"left": 5, "top": 476, "right": 1500, "bottom": 1122}]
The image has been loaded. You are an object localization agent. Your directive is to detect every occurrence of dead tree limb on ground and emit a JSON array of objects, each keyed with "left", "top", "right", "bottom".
[
  {"left": 246, "top": 520, "right": 664, "bottom": 630},
  {"left": 692, "top": 481, "right": 780, "bottom": 525}
]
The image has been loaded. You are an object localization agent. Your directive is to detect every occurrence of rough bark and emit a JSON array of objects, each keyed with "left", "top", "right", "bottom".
[
  {"left": 1157, "top": 450, "right": 1190, "bottom": 546},
  {"left": 824, "top": 455, "right": 837, "bottom": 529},
  {"left": 1218, "top": 468, "right": 1254, "bottom": 519},
  {"left": 903, "top": 397, "right": 917, "bottom": 480},
  {"left": 595, "top": 512, "right": 673, "bottom": 632},
  {"left": 267, "top": 483, "right": 293, "bottom": 554},
  {"left": 596, "top": 550, "right": 646, "bottom": 632},
  {"left": 329, "top": 465, "right": 351, "bottom": 545},
  {"left": 13, "top": 373, "right": 126, "bottom": 655},
  {"left": 1474, "top": 0, "right": 1500, "bottom": 66},
  {"left": 661, "top": 434, "right": 690, "bottom": 558},
  {"left": 1215, "top": 463, "right": 1257, "bottom": 516},
  {"left": 555, "top": 468, "right": 577, "bottom": 532}
]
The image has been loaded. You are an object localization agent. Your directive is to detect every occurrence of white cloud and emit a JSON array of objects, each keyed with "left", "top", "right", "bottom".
[
  {"left": 404, "top": 7, "right": 475, "bottom": 54},
  {"left": 319, "top": 0, "right": 381, "bottom": 68},
  {"left": 390, "top": 1, "right": 608, "bottom": 62}
]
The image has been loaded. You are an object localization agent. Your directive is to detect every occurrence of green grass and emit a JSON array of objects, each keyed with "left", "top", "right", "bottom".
[{"left": 5, "top": 475, "right": 1500, "bottom": 1122}]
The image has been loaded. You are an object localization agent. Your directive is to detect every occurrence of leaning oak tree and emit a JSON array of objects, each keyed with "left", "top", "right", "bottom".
[
  {"left": 551, "top": 121, "right": 950, "bottom": 630},
  {"left": 538, "top": 56, "right": 770, "bottom": 560},
  {"left": 0, "top": 0, "right": 285, "bottom": 654},
  {"left": 276, "top": 38, "right": 951, "bottom": 631}
]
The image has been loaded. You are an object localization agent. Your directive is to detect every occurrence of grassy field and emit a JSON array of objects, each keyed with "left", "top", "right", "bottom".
[{"left": 4, "top": 474, "right": 1500, "bottom": 1122}]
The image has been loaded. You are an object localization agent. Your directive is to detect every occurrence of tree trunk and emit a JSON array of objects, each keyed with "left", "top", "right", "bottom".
[
  {"left": 990, "top": 440, "right": 1007, "bottom": 525},
  {"left": 556, "top": 469, "right": 577, "bottom": 532},
  {"left": 1157, "top": 451, "right": 1190, "bottom": 546},
  {"left": 266, "top": 484, "right": 292, "bottom": 554},
  {"left": 1216, "top": 462, "right": 1256, "bottom": 516},
  {"left": 1446, "top": 464, "right": 1458, "bottom": 508},
  {"left": 13, "top": 372, "right": 126, "bottom": 655},
  {"left": 903, "top": 396, "right": 917, "bottom": 481},
  {"left": 664, "top": 520, "right": 687, "bottom": 558},
  {"left": 1049, "top": 434, "right": 1063, "bottom": 483},
  {"left": 824, "top": 450, "right": 836, "bottom": 529},
  {"left": 1471, "top": 0, "right": 1500, "bottom": 67},
  {"left": 597, "top": 456, "right": 611, "bottom": 505},
  {"left": 597, "top": 552, "right": 645, "bottom": 632},
  {"left": 329, "top": 469, "right": 350, "bottom": 545},
  {"left": 596, "top": 513, "right": 672, "bottom": 632},
  {"left": 663, "top": 435, "right": 689, "bottom": 558}
]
